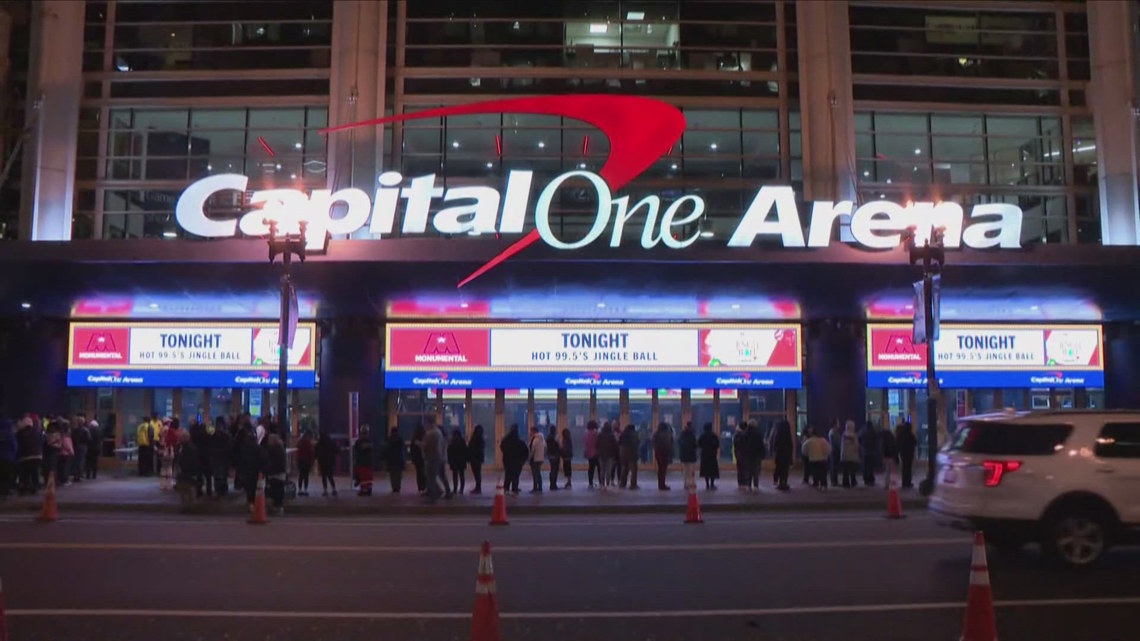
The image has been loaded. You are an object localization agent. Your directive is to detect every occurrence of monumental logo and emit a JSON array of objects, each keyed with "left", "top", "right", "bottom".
[
  {"left": 72, "top": 327, "right": 130, "bottom": 365},
  {"left": 419, "top": 332, "right": 466, "bottom": 363},
  {"left": 174, "top": 95, "right": 1027, "bottom": 287}
]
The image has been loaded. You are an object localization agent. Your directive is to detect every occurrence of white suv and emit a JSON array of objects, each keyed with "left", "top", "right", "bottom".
[{"left": 929, "top": 410, "right": 1140, "bottom": 566}]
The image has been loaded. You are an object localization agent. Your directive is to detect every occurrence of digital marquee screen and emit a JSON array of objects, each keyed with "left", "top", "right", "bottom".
[
  {"left": 866, "top": 324, "right": 1104, "bottom": 388},
  {"left": 384, "top": 323, "right": 802, "bottom": 389},
  {"left": 67, "top": 322, "right": 318, "bottom": 388}
]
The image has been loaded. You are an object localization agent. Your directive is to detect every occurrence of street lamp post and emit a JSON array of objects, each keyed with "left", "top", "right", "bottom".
[
  {"left": 904, "top": 226, "right": 945, "bottom": 497},
  {"left": 266, "top": 219, "right": 307, "bottom": 446}
]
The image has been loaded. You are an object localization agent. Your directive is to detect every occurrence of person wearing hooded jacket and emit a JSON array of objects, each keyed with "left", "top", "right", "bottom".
[
  {"left": 500, "top": 424, "right": 527, "bottom": 495},
  {"left": 772, "top": 419, "right": 794, "bottom": 491},
  {"left": 527, "top": 426, "right": 546, "bottom": 493},
  {"left": 840, "top": 420, "right": 861, "bottom": 488},
  {"left": 467, "top": 424, "right": 485, "bottom": 494},
  {"left": 385, "top": 427, "right": 406, "bottom": 494},
  {"left": 653, "top": 422, "right": 674, "bottom": 491},
  {"left": 619, "top": 424, "right": 640, "bottom": 489},
  {"left": 596, "top": 422, "right": 619, "bottom": 490},
  {"left": 678, "top": 422, "right": 698, "bottom": 490}
]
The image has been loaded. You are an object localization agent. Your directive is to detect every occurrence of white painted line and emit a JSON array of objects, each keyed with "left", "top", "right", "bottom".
[
  {"left": 9, "top": 597, "right": 1140, "bottom": 620},
  {"left": 0, "top": 538, "right": 963, "bottom": 554}
]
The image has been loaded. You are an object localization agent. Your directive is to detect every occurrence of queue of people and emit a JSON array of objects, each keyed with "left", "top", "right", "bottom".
[{"left": 0, "top": 413, "right": 104, "bottom": 497}]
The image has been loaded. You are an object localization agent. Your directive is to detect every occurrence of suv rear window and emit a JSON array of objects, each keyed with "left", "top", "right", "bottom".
[{"left": 948, "top": 421, "right": 1072, "bottom": 456}]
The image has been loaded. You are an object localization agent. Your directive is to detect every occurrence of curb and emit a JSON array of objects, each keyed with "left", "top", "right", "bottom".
[{"left": 0, "top": 498, "right": 929, "bottom": 518}]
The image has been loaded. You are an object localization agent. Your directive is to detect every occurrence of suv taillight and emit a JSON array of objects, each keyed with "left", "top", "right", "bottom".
[{"left": 982, "top": 460, "right": 1022, "bottom": 487}]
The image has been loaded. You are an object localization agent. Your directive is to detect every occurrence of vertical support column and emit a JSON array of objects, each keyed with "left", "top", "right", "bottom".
[
  {"left": 712, "top": 390, "right": 721, "bottom": 435},
  {"left": 1088, "top": 0, "right": 1140, "bottom": 245},
  {"left": 494, "top": 389, "right": 505, "bottom": 468},
  {"left": 434, "top": 389, "right": 443, "bottom": 428},
  {"left": 796, "top": 0, "right": 857, "bottom": 236},
  {"left": 556, "top": 389, "right": 568, "bottom": 435},
  {"left": 589, "top": 389, "right": 597, "bottom": 422},
  {"left": 386, "top": 390, "right": 397, "bottom": 432},
  {"left": 0, "top": 319, "right": 67, "bottom": 416},
  {"left": 681, "top": 389, "right": 692, "bottom": 427},
  {"left": 18, "top": 0, "right": 85, "bottom": 240},
  {"left": 1104, "top": 325, "right": 1140, "bottom": 409},
  {"left": 650, "top": 389, "right": 660, "bottom": 430},
  {"left": 526, "top": 389, "right": 535, "bottom": 431},
  {"left": 171, "top": 389, "right": 183, "bottom": 425},
  {"left": 785, "top": 390, "right": 797, "bottom": 429},
  {"left": 805, "top": 321, "right": 866, "bottom": 432},
  {"left": 318, "top": 320, "right": 383, "bottom": 440},
  {"left": 740, "top": 390, "right": 750, "bottom": 425},
  {"left": 465, "top": 389, "right": 474, "bottom": 437},
  {"left": 619, "top": 390, "right": 630, "bottom": 427}
]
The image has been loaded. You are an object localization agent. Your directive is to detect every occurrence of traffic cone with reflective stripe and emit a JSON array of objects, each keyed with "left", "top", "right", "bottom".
[
  {"left": 0, "top": 577, "right": 9, "bottom": 641},
  {"left": 470, "top": 540, "right": 501, "bottom": 641},
  {"left": 248, "top": 474, "right": 268, "bottom": 525},
  {"left": 489, "top": 482, "right": 509, "bottom": 526},
  {"left": 886, "top": 486, "right": 905, "bottom": 519},
  {"left": 36, "top": 471, "right": 59, "bottom": 523},
  {"left": 684, "top": 484, "right": 704, "bottom": 524},
  {"left": 961, "top": 531, "right": 998, "bottom": 641}
]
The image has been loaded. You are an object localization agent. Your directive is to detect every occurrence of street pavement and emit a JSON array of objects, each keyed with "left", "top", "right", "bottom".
[{"left": 1, "top": 510, "right": 1138, "bottom": 640}]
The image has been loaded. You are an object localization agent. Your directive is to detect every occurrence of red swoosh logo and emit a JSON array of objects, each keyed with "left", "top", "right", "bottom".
[{"left": 322, "top": 95, "right": 686, "bottom": 287}]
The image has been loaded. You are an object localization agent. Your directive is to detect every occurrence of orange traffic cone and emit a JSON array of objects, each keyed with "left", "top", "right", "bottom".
[
  {"left": 684, "top": 485, "right": 704, "bottom": 524},
  {"left": 961, "top": 531, "right": 998, "bottom": 641},
  {"left": 470, "top": 541, "right": 501, "bottom": 641},
  {"left": 247, "top": 474, "right": 268, "bottom": 525},
  {"left": 0, "top": 577, "right": 8, "bottom": 641},
  {"left": 489, "top": 482, "right": 509, "bottom": 526},
  {"left": 36, "top": 471, "right": 59, "bottom": 523},
  {"left": 886, "top": 487, "right": 905, "bottom": 519}
]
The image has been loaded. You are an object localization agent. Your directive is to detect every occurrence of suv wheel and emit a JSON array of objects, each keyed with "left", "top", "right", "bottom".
[{"left": 1045, "top": 512, "right": 1109, "bottom": 566}]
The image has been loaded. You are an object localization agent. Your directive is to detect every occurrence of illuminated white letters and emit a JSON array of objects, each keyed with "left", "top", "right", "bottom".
[{"left": 173, "top": 170, "right": 1027, "bottom": 252}]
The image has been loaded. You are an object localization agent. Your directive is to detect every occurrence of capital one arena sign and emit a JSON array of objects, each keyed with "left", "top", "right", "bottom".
[{"left": 175, "top": 95, "right": 1023, "bottom": 287}]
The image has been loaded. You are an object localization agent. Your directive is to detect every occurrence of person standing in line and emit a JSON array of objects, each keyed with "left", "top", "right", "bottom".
[
  {"left": 619, "top": 424, "right": 640, "bottom": 490},
  {"left": 678, "top": 422, "right": 698, "bottom": 490},
  {"left": 70, "top": 418, "right": 89, "bottom": 483},
  {"left": 235, "top": 428, "right": 264, "bottom": 512},
  {"left": 895, "top": 421, "right": 917, "bottom": 489},
  {"left": 422, "top": 420, "right": 445, "bottom": 501},
  {"left": 860, "top": 420, "right": 881, "bottom": 488},
  {"left": 881, "top": 421, "right": 899, "bottom": 488},
  {"left": 263, "top": 431, "right": 288, "bottom": 512},
  {"left": 772, "top": 419, "right": 794, "bottom": 491},
  {"left": 467, "top": 424, "right": 485, "bottom": 494},
  {"left": 528, "top": 426, "right": 546, "bottom": 493},
  {"left": 596, "top": 422, "right": 618, "bottom": 491},
  {"left": 697, "top": 423, "right": 720, "bottom": 490},
  {"left": 653, "top": 422, "right": 674, "bottom": 491},
  {"left": 841, "top": 420, "right": 861, "bottom": 489},
  {"left": 386, "top": 427, "right": 406, "bottom": 494},
  {"left": 209, "top": 418, "right": 232, "bottom": 497},
  {"left": 545, "top": 426, "right": 561, "bottom": 491},
  {"left": 800, "top": 426, "right": 832, "bottom": 490},
  {"left": 732, "top": 423, "right": 750, "bottom": 490},
  {"left": 136, "top": 415, "right": 156, "bottom": 477},
  {"left": 315, "top": 429, "right": 340, "bottom": 497},
  {"left": 353, "top": 427, "right": 374, "bottom": 497},
  {"left": 447, "top": 429, "right": 468, "bottom": 495},
  {"left": 500, "top": 425, "right": 526, "bottom": 495},
  {"left": 583, "top": 420, "right": 600, "bottom": 489},
  {"left": 84, "top": 418, "right": 102, "bottom": 480},
  {"left": 15, "top": 416, "right": 42, "bottom": 495},
  {"left": 559, "top": 428, "right": 574, "bottom": 489},
  {"left": 800, "top": 425, "right": 814, "bottom": 485},
  {"left": 409, "top": 425, "right": 426, "bottom": 494},
  {"left": 57, "top": 420, "right": 75, "bottom": 486},
  {"left": 435, "top": 423, "right": 452, "bottom": 499},
  {"left": 827, "top": 419, "right": 843, "bottom": 488},
  {"left": 295, "top": 429, "right": 315, "bottom": 497},
  {"left": 746, "top": 420, "right": 766, "bottom": 493}
]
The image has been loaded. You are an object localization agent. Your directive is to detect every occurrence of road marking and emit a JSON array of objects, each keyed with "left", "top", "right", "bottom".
[
  {"left": 0, "top": 538, "right": 962, "bottom": 554},
  {"left": 9, "top": 597, "right": 1140, "bottom": 620}
]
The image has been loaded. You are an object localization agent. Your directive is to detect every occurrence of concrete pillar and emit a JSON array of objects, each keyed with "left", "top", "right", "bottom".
[
  {"left": 19, "top": 0, "right": 85, "bottom": 241},
  {"left": 1104, "top": 325, "right": 1140, "bottom": 409},
  {"left": 805, "top": 321, "right": 866, "bottom": 433},
  {"left": 318, "top": 320, "right": 383, "bottom": 440},
  {"left": 1087, "top": 0, "right": 1140, "bottom": 245},
  {"left": 796, "top": 0, "right": 857, "bottom": 213},
  {"left": 2, "top": 319, "right": 67, "bottom": 415},
  {"left": 328, "top": 0, "right": 388, "bottom": 241}
]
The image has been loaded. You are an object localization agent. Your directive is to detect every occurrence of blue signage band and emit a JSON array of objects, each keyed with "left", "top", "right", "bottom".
[{"left": 67, "top": 369, "right": 318, "bottom": 389}]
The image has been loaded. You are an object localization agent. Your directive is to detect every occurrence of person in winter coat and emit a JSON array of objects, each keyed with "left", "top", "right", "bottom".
[
  {"left": 0, "top": 418, "right": 15, "bottom": 497},
  {"left": 596, "top": 422, "right": 619, "bottom": 490},
  {"left": 800, "top": 426, "right": 833, "bottom": 489},
  {"left": 263, "top": 432, "right": 288, "bottom": 511},
  {"left": 881, "top": 422, "right": 900, "bottom": 487},
  {"left": 447, "top": 429, "right": 468, "bottom": 495},
  {"left": 583, "top": 420, "right": 600, "bottom": 488},
  {"left": 295, "top": 430, "right": 315, "bottom": 497},
  {"left": 15, "top": 416, "right": 42, "bottom": 494},
  {"left": 678, "top": 421, "right": 698, "bottom": 490},
  {"left": 84, "top": 419, "right": 102, "bottom": 480},
  {"left": 409, "top": 425, "right": 427, "bottom": 494},
  {"left": 771, "top": 420, "right": 794, "bottom": 491},
  {"left": 386, "top": 427, "right": 406, "bottom": 494},
  {"left": 732, "top": 424, "right": 750, "bottom": 489},
  {"left": 544, "top": 426, "right": 561, "bottom": 491},
  {"left": 840, "top": 420, "right": 861, "bottom": 488},
  {"left": 422, "top": 420, "right": 448, "bottom": 501},
  {"left": 746, "top": 420, "right": 766, "bottom": 492},
  {"left": 653, "top": 422, "right": 674, "bottom": 490},
  {"left": 827, "top": 419, "right": 843, "bottom": 488},
  {"left": 209, "top": 418, "right": 233, "bottom": 497},
  {"left": 528, "top": 426, "right": 546, "bottom": 493},
  {"left": 860, "top": 421, "right": 882, "bottom": 487},
  {"left": 353, "top": 427, "right": 374, "bottom": 497},
  {"left": 618, "top": 424, "right": 640, "bottom": 489},
  {"left": 500, "top": 425, "right": 527, "bottom": 495},
  {"left": 315, "top": 430, "right": 339, "bottom": 497},
  {"left": 467, "top": 424, "right": 485, "bottom": 494},
  {"left": 559, "top": 428, "right": 574, "bottom": 489},
  {"left": 70, "top": 420, "right": 90, "bottom": 483},
  {"left": 57, "top": 422, "right": 74, "bottom": 487},
  {"left": 235, "top": 429, "right": 265, "bottom": 510},
  {"left": 895, "top": 421, "right": 918, "bottom": 489},
  {"left": 698, "top": 423, "right": 720, "bottom": 490},
  {"left": 174, "top": 430, "right": 202, "bottom": 505}
]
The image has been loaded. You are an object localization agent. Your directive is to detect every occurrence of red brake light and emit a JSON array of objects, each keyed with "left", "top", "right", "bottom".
[{"left": 982, "top": 460, "right": 1022, "bottom": 487}]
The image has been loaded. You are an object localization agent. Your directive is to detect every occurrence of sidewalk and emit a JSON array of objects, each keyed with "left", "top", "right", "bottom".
[{"left": 0, "top": 471, "right": 929, "bottom": 517}]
